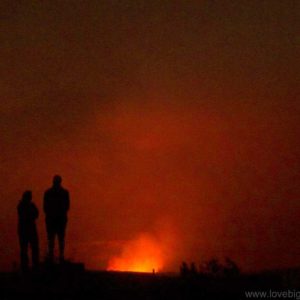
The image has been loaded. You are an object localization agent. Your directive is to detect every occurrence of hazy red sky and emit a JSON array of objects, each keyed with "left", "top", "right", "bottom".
[{"left": 0, "top": 0, "right": 299, "bottom": 272}]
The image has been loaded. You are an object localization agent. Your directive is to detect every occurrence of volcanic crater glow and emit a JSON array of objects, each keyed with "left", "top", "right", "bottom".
[{"left": 107, "top": 235, "right": 163, "bottom": 273}]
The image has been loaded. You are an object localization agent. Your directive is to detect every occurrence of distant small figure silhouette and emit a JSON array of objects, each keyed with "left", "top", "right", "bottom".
[
  {"left": 44, "top": 175, "right": 70, "bottom": 263},
  {"left": 17, "top": 190, "right": 39, "bottom": 272},
  {"left": 190, "top": 262, "right": 197, "bottom": 275},
  {"left": 224, "top": 257, "right": 240, "bottom": 277},
  {"left": 180, "top": 261, "right": 189, "bottom": 277}
]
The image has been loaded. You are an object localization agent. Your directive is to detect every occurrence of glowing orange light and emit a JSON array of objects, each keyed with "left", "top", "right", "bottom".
[{"left": 107, "top": 234, "right": 163, "bottom": 273}]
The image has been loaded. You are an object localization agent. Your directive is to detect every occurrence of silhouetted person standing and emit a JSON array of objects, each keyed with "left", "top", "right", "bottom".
[
  {"left": 17, "top": 190, "right": 39, "bottom": 272},
  {"left": 44, "top": 175, "right": 70, "bottom": 263}
]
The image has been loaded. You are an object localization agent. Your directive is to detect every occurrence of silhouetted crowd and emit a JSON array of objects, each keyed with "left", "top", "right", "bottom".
[
  {"left": 17, "top": 175, "right": 70, "bottom": 272},
  {"left": 180, "top": 258, "right": 240, "bottom": 278}
]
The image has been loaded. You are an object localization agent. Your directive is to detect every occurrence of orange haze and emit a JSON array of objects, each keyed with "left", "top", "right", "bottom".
[
  {"left": 0, "top": 1, "right": 299, "bottom": 273},
  {"left": 107, "top": 234, "right": 163, "bottom": 273}
]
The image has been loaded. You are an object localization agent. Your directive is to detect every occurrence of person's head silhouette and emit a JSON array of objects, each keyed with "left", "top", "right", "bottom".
[
  {"left": 22, "top": 190, "right": 32, "bottom": 204},
  {"left": 53, "top": 175, "right": 62, "bottom": 188}
]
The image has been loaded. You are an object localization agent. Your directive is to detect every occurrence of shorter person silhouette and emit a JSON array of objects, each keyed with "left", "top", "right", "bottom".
[
  {"left": 44, "top": 175, "right": 70, "bottom": 263},
  {"left": 17, "top": 190, "right": 39, "bottom": 272}
]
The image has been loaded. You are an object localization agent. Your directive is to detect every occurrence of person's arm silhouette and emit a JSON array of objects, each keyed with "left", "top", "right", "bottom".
[{"left": 32, "top": 203, "right": 39, "bottom": 220}]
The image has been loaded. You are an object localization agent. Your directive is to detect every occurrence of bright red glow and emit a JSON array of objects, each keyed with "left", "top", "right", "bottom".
[{"left": 107, "top": 234, "right": 163, "bottom": 273}]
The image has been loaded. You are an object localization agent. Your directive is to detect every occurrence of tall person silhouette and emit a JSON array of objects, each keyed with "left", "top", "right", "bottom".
[
  {"left": 17, "top": 190, "right": 39, "bottom": 272},
  {"left": 44, "top": 175, "right": 70, "bottom": 263}
]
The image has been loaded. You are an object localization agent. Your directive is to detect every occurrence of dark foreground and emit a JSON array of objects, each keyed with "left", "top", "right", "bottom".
[{"left": 0, "top": 264, "right": 300, "bottom": 299}]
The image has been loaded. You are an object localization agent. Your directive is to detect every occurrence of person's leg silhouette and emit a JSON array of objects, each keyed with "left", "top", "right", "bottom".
[
  {"left": 19, "top": 236, "right": 29, "bottom": 272},
  {"left": 58, "top": 226, "right": 65, "bottom": 263},
  {"left": 30, "top": 232, "right": 39, "bottom": 269},
  {"left": 46, "top": 222, "right": 55, "bottom": 263}
]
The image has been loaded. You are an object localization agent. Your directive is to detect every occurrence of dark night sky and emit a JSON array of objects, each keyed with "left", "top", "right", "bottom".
[{"left": 0, "top": 0, "right": 299, "bottom": 272}]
